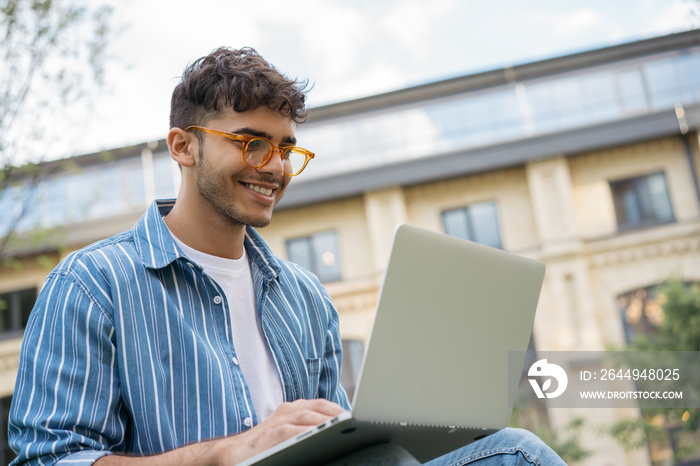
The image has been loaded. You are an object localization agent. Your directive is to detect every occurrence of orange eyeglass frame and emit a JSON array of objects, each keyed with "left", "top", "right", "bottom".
[{"left": 185, "top": 126, "right": 314, "bottom": 176}]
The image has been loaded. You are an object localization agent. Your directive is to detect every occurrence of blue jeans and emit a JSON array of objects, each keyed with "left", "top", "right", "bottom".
[
  {"left": 425, "top": 428, "right": 567, "bottom": 465},
  {"left": 329, "top": 428, "right": 566, "bottom": 465}
]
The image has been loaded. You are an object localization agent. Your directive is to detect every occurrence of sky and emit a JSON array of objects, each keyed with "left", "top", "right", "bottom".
[{"left": 78, "top": 0, "right": 697, "bottom": 156}]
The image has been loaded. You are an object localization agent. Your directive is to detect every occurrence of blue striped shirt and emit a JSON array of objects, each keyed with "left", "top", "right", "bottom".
[{"left": 9, "top": 200, "right": 350, "bottom": 465}]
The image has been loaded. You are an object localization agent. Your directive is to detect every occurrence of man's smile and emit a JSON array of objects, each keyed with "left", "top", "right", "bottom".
[{"left": 244, "top": 183, "right": 274, "bottom": 196}]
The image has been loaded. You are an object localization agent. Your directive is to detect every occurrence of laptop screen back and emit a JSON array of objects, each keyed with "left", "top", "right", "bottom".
[{"left": 351, "top": 224, "right": 545, "bottom": 429}]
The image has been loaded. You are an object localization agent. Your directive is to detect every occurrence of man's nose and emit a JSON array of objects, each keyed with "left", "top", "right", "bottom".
[{"left": 258, "top": 149, "right": 285, "bottom": 175}]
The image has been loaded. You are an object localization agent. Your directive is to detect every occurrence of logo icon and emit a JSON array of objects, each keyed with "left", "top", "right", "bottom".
[{"left": 528, "top": 359, "right": 568, "bottom": 399}]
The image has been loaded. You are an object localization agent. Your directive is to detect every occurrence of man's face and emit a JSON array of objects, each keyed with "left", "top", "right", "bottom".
[{"left": 193, "top": 107, "right": 296, "bottom": 228}]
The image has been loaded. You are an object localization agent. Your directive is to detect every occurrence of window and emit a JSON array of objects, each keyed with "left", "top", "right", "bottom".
[
  {"left": 525, "top": 78, "right": 590, "bottom": 133},
  {"left": 644, "top": 58, "right": 683, "bottom": 110},
  {"left": 127, "top": 164, "right": 147, "bottom": 207},
  {"left": 286, "top": 231, "right": 342, "bottom": 283},
  {"left": 581, "top": 71, "right": 622, "bottom": 122},
  {"left": 442, "top": 201, "right": 502, "bottom": 248},
  {"left": 610, "top": 172, "right": 674, "bottom": 230},
  {"left": 617, "top": 285, "right": 664, "bottom": 345},
  {"left": 616, "top": 68, "right": 648, "bottom": 114},
  {"left": 16, "top": 184, "right": 41, "bottom": 232},
  {"left": 0, "top": 186, "right": 20, "bottom": 237},
  {"left": 0, "top": 287, "right": 37, "bottom": 339},
  {"left": 43, "top": 175, "right": 70, "bottom": 228},
  {"left": 615, "top": 283, "right": 700, "bottom": 464},
  {"left": 153, "top": 154, "right": 177, "bottom": 199},
  {"left": 677, "top": 52, "right": 700, "bottom": 104},
  {"left": 424, "top": 99, "right": 469, "bottom": 149},
  {"left": 459, "top": 88, "right": 523, "bottom": 146},
  {"left": 617, "top": 281, "right": 699, "bottom": 345},
  {"left": 0, "top": 396, "right": 15, "bottom": 465},
  {"left": 341, "top": 339, "right": 365, "bottom": 400},
  {"left": 89, "top": 164, "right": 125, "bottom": 217}
]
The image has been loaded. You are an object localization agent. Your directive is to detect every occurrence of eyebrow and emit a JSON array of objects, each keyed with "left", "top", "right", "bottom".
[{"left": 231, "top": 127, "right": 297, "bottom": 145}]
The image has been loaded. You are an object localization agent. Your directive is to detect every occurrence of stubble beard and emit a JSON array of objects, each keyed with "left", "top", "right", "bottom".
[{"left": 195, "top": 145, "right": 277, "bottom": 229}]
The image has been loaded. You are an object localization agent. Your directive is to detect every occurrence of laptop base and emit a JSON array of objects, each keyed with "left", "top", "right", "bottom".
[{"left": 239, "top": 414, "right": 499, "bottom": 466}]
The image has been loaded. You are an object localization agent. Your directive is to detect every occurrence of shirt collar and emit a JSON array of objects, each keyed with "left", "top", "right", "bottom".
[
  {"left": 134, "top": 199, "right": 281, "bottom": 280},
  {"left": 244, "top": 227, "right": 281, "bottom": 280}
]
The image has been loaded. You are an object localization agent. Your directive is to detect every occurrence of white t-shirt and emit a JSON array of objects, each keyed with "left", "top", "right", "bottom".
[{"left": 169, "top": 233, "right": 284, "bottom": 421}]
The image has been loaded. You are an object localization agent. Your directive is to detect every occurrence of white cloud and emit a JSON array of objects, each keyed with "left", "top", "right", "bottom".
[
  {"left": 69, "top": 0, "right": 700, "bottom": 157},
  {"left": 312, "top": 60, "right": 408, "bottom": 104},
  {"left": 650, "top": 1, "right": 696, "bottom": 33},
  {"left": 265, "top": 0, "right": 374, "bottom": 80},
  {"left": 302, "top": 19, "right": 369, "bottom": 78},
  {"left": 535, "top": 8, "right": 604, "bottom": 37},
  {"left": 380, "top": 0, "right": 456, "bottom": 59}
]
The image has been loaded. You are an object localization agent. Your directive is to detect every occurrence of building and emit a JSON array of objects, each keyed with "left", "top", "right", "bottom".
[{"left": 2, "top": 30, "right": 700, "bottom": 465}]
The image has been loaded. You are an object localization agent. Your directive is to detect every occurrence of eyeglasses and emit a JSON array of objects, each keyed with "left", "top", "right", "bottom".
[{"left": 185, "top": 126, "right": 315, "bottom": 176}]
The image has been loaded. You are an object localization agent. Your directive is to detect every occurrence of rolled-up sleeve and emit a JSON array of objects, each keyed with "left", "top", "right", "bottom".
[{"left": 9, "top": 269, "right": 125, "bottom": 465}]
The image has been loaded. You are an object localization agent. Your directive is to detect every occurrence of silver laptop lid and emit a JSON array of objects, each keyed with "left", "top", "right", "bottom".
[{"left": 351, "top": 224, "right": 545, "bottom": 429}]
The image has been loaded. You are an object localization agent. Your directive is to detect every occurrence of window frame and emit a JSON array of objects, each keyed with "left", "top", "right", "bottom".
[
  {"left": 0, "top": 287, "right": 37, "bottom": 340},
  {"left": 285, "top": 230, "right": 343, "bottom": 283},
  {"left": 610, "top": 171, "right": 675, "bottom": 232},
  {"left": 441, "top": 200, "right": 503, "bottom": 249},
  {"left": 0, "top": 396, "right": 16, "bottom": 465}
]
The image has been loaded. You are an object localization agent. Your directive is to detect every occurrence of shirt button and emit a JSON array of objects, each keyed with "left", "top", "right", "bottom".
[
  {"left": 244, "top": 417, "right": 253, "bottom": 428},
  {"left": 232, "top": 357, "right": 239, "bottom": 366},
  {"left": 213, "top": 296, "right": 223, "bottom": 305}
]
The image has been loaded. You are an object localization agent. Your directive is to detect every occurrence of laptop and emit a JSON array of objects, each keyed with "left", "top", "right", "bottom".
[{"left": 239, "top": 223, "right": 545, "bottom": 465}]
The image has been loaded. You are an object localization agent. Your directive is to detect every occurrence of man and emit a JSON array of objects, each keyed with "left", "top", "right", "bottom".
[{"left": 9, "top": 47, "right": 565, "bottom": 465}]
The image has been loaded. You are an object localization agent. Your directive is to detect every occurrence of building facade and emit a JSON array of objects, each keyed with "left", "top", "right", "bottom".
[{"left": 2, "top": 30, "right": 700, "bottom": 464}]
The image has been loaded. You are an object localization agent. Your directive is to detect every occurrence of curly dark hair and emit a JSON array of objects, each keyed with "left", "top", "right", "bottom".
[{"left": 170, "top": 47, "right": 309, "bottom": 129}]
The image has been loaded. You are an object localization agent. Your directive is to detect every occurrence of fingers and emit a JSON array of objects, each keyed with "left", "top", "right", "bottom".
[
  {"left": 261, "top": 399, "right": 346, "bottom": 435},
  {"left": 272, "top": 399, "right": 347, "bottom": 424},
  {"left": 275, "top": 399, "right": 347, "bottom": 437},
  {"left": 231, "top": 399, "right": 348, "bottom": 462}
]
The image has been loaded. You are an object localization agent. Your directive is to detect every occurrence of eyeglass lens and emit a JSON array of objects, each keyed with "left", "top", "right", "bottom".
[{"left": 244, "top": 139, "right": 307, "bottom": 175}]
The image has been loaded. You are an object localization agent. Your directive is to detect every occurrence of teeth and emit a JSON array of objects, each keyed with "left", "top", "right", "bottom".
[{"left": 246, "top": 184, "right": 273, "bottom": 196}]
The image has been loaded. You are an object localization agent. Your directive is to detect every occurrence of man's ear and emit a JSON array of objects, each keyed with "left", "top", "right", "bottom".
[{"left": 167, "top": 128, "right": 197, "bottom": 168}]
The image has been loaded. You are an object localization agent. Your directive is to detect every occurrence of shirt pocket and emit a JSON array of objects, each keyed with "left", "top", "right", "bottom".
[{"left": 306, "top": 358, "right": 322, "bottom": 398}]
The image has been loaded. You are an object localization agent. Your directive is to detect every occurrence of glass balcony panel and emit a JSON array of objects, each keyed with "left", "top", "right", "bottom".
[{"left": 644, "top": 58, "right": 683, "bottom": 110}]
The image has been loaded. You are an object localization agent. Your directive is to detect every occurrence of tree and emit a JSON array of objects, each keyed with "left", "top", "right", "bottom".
[
  {"left": 0, "top": 0, "right": 117, "bottom": 264},
  {"left": 608, "top": 278, "right": 700, "bottom": 464}
]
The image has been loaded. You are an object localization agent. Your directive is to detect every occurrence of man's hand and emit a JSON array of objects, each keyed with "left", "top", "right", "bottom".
[
  {"left": 95, "top": 399, "right": 347, "bottom": 465},
  {"left": 225, "top": 399, "right": 347, "bottom": 464}
]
